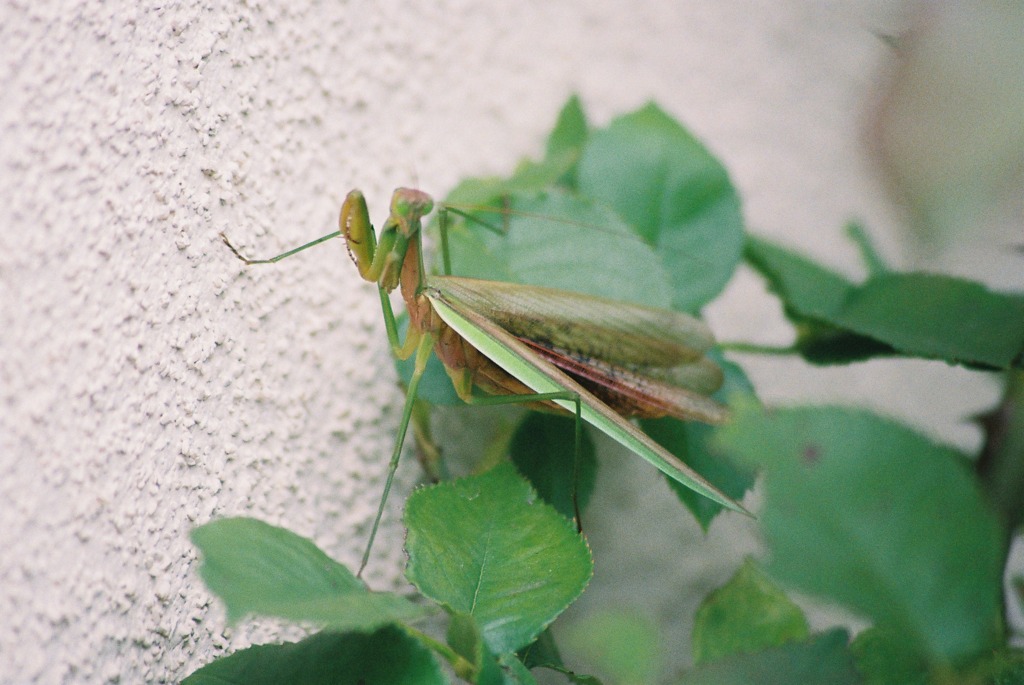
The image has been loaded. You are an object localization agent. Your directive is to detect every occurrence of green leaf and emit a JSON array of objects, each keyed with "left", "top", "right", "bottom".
[
  {"left": 509, "top": 412, "right": 597, "bottom": 520},
  {"left": 191, "top": 518, "right": 427, "bottom": 629},
  {"left": 447, "top": 612, "right": 506, "bottom": 685},
  {"left": 405, "top": 463, "right": 593, "bottom": 654},
  {"left": 181, "top": 626, "right": 444, "bottom": 685},
  {"left": 545, "top": 94, "right": 589, "bottom": 189},
  {"left": 791, "top": 325, "right": 897, "bottom": 366},
  {"left": 745, "top": 235, "right": 1024, "bottom": 368},
  {"left": 442, "top": 97, "right": 588, "bottom": 213},
  {"left": 507, "top": 151, "right": 580, "bottom": 197},
  {"left": 744, "top": 235, "right": 892, "bottom": 364},
  {"left": 642, "top": 355, "right": 757, "bottom": 530},
  {"left": 853, "top": 631, "right": 1024, "bottom": 685},
  {"left": 840, "top": 272, "right": 1024, "bottom": 368},
  {"left": 850, "top": 627, "right": 930, "bottom": 685},
  {"left": 445, "top": 190, "right": 676, "bottom": 310},
  {"left": 715, "top": 403, "right": 1005, "bottom": 662},
  {"left": 561, "top": 609, "right": 659, "bottom": 685},
  {"left": 678, "top": 629, "right": 859, "bottom": 685},
  {"left": 440, "top": 101, "right": 745, "bottom": 314},
  {"left": 496, "top": 653, "right": 541, "bottom": 685},
  {"left": 692, "top": 558, "right": 809, "bottom": 665},
  {"left": 519, "top": 630, "right": 604, "bottom": 685},
  {"left": 743, "top": 235, "right": 857, "bottom": 323},
  {"left": 518, "top": 629, "right": 562, "bottom": 670},
  {"left": 444, "top": 152, "right": 576, "bottom": 211},
  {"left": 546, "top": 95, "right": 588, "bottom": 163},
  {"left": 577, "top": 102, "right": 744, "bottom": 311},
  {"left": 970, "top": 649, "right": 1024, "bottom": 684},
  {"left": 448, "top": 612, "right": 532, "bottom": 685}
]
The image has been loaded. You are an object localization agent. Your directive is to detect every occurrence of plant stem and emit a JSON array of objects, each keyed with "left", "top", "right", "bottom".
[{"left": 718, "top": 341, "right": 799, "bottom": 356}]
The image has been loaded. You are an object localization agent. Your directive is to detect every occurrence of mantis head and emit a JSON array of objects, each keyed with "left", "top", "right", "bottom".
[
  {"left": 390, "top": 187, "right": 434, "bottom": 226},
  {"left": 341, "top": 187, "right": 435, "bottom": 291}
]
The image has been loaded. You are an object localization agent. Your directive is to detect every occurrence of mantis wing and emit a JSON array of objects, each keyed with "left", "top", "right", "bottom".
[
  {"left": 425, "top": 286, "right": 749, "bottom": 516},
  {"left": 434, "top": 275, "right": 715, "bottom": 367},
  {"left": 518, "top": 338, "right": 728, "bottom": 423}
]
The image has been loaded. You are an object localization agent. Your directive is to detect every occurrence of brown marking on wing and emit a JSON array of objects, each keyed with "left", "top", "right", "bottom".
[{"left": 517, "top": 338, "right": 727, "bottom": 424}]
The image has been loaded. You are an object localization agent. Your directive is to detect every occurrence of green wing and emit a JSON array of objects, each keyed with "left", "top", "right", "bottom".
[
  {"left": 433, "top": 275, "right": 715, "bottom": 367},
  {"left": 426, "top": 285, "right": 748, "bottom": 515}
]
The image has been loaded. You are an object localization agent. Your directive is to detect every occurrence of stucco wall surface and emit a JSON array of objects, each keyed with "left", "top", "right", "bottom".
[{"left": 0, "top": 1, "right": 1013, "bottom": 683}]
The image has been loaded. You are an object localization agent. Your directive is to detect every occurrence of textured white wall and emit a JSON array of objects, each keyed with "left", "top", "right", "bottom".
[{"left": 1, "top": 1, "right": 1007, "bottom": 683}]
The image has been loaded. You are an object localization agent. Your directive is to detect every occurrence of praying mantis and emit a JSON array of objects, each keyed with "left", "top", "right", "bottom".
[{"left": 223, "top": 187, "right": 747, "bottom": 574}]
